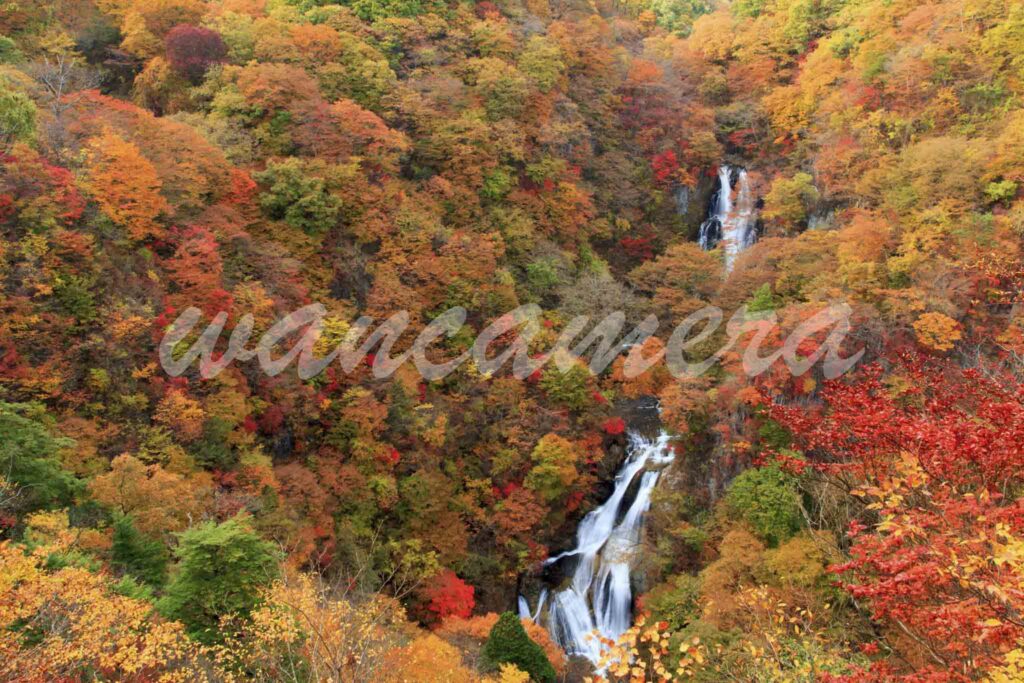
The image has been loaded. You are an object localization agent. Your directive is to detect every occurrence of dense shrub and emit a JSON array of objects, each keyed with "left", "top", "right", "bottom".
[
  {"left": 481, "top": 612, "right": 557, "bottom": 683},
  {"left": 159, "top": 517, "right": 280, "bottom": 643},
  {"left": 724, "top": 463, "right": 802, "bottom": 546}
]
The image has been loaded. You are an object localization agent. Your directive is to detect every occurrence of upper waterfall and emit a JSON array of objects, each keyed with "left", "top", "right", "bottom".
[
  {"left": 519, "top": 431, "right": 675, "bottom": 664},
  {"left": 698, "top": 164, "right": 758, "bottom": 272}
]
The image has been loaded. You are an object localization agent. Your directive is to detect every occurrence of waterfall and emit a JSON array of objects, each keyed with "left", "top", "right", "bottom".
[
  {"left": 698, "top": 164, "right": 757, "bottom": 272},
  {"left": 519, "top": 431, "right": 675, "bottom": 664},
  {"left": 807, "top": 208, "right": 835, "bottom": 231},
  {"left": 697, "top": 166, "right": 730, "bottom": 251}
]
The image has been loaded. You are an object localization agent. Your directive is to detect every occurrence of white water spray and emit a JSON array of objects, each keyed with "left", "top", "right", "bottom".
[{"left": 519, "top": 431, "right": 675, "bottom": 663}]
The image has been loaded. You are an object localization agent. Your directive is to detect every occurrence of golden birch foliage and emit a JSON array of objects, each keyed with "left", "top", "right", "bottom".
[
  {"left": 154, "top": 389, "right": 206, "bottom": 441},
  {"left": 718, "top": 586, "right": 858, "bottom": 681},
  {"left": 491, "top": 664, "right": 531, "bottom": 683},
  {"left": 987, "top": 645, "right": 1024, "bottom": 683},
  {"left": 587, "top": 595, "right": 857, "bottom": 683},
  {"left": 586, "top": 614, "right": 681, "bottom": 683},
  {"left": 383, "top": 633, "right": 478, "bottom": 683}
]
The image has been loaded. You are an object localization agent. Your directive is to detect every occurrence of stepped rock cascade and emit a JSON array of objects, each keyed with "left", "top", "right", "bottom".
[
  {"left": 698, "top": 164, "right": 758, "bottom": 272},
  {"left": 519, "top": 431, "right": 675, "bottom": 663}
]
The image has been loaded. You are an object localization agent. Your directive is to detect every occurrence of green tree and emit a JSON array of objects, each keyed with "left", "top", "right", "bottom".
[
  {"left": 192, "top": 417, "right": 235, "bottom": 470},
  {"left": 0, "top": 36, "right": 24, "bottom": 64},
  {"left": 524, "top": 434, "right": 580, "bottom": 502},
  {"left": 746, "top": 283, "right": 778, "bottom": 312},
  {"left": 481, "top": 167, "right": 514, "bottom": 201},
  {"left": 317, "top": 35, "right": 397, "bottom": 110},
  {"left": 255, "top": 158, "right": 342, "bottom": 235},
  {"left": 724, "top": 463, "right": 802, "bottom": 547},
  {"left": 471, "top": 58, "right": 529, "bottom": 121},
  {"left": 985, "top": 179, "right": 1018, "bottom": 206},
  {"left": 53, "top": 274, "right": 97, "bottom": 324},
  {"left": 481, "top": 612, "right": 557, "bottom": 683},
  {"left": 538, "top": 364, "right": 591, "bottom": 411},
  {"left": 649, "top": 0, "right": 712, "bottom": 36},
  {"left": 731, "top": 0, "right": 767, "bottom": 18},
  {"left": 349, "top": 0, "right": 433, "bottom": 21},
  {"left": 980, "top": 3, "right": 1024, "bottom": 79},
  {"left": 762, "top": 172, "right": 820, "bottom": 231},
  {"left": 159, "top": 516, "right": 280, "bottom": 643},
  {"left": 0, "top": 84, "right": 36, "bottom": 147},
  {"left": 111, "top": 514, "right": 169, "bottom": 588},
  {"left": 526, "top": 259, "right": 562, "bottom": 299},
  {"left": 0, "top": 403, "right": 79, "bottom": 510},
  {"left": 518, "top": 36, "right": 565, "bottom": 93},
  {"left": 643, "top": 573, "right": 701, "bottom": 631}
]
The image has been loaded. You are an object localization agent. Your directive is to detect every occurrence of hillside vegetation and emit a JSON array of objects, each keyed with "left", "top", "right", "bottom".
[{"left": 2, "top": 0, "right": 1024, "bottom": 680}]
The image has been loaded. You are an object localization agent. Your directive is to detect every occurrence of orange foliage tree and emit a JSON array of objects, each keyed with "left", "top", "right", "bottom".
[{"left": 84, "top": 130, "right": 169, "bottom": 241}]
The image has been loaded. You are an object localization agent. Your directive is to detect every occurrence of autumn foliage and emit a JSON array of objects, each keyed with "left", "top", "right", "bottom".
[
  {"left": 164, "top": 25, "right": 226, "bottom": 83},
  {"left": 766, "top": 356, "right": 1024, "bottom": 679},
  {"left": 420, "top": 569, "right": 476, "bottom": 624},
  {"left": 83, "top": 130, "right": 169, "bottom": 241},
  {"left": 2, "top": 0, "right": 1024, "bottom": 679}
]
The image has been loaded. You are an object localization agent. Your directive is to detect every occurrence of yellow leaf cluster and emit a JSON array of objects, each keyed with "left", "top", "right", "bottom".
[
  {"left": 0, "top": 540, "right": 210, "bottom": 681},
  {"left": 913, "top": 311, "right": 963, "bottom": 352}
]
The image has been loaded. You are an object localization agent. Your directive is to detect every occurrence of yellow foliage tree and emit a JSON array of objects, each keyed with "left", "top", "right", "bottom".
[
  {"left": 0, "top": 531, "right": 210, "bottom": 681},
  {"left": 383, "top": 633, "right": 478, "bottom": 683},
  {"left": 488, "top": 663, "right": 531, "bottom": 683},
  {"left": 154, "top": 389, "right": 206, "bottom": 441},
  {"left": 913, "top": 311, "right": 962, "bottom": 352},
  {"left": 586, "top": 614, "right": 680, "bottom": 682},
  {"left": 224, "top": 572, "right": 414, "bottom": 683},
  {"left": 118, "top": 0, "right": 205, "bottom": 58},
  {"left": 89, "top": 453, "right": 208, "bottom": 536}
]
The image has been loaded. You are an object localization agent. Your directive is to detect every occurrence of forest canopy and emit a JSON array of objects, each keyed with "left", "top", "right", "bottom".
[{"left": 2, "top": 0, "right": 1024, "bottom": 680}]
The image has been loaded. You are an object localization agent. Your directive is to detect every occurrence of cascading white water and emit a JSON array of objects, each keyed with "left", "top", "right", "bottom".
[
  {"left": 519, "top": 431, "right": 675, "bottom": 663},
  {"left": 698, "top": 164, "right": 757, "bottom": 272}
]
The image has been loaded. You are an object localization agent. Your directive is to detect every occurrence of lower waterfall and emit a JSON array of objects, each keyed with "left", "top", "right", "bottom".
[{"left": 519, "top": 431, "right": 675, "bottom": 663}]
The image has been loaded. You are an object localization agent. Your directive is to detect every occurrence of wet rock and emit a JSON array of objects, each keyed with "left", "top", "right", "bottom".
[{"left": 678, "top": 173, "right": 719, "bottom": 241}]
